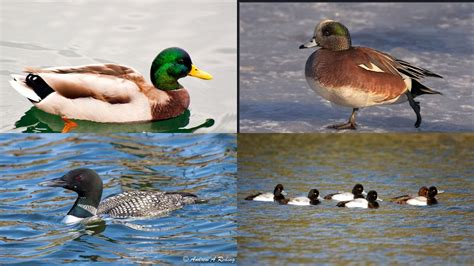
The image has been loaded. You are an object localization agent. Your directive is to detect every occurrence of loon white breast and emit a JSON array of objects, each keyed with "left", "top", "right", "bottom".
[{"left": 40, "top": 168, "right": 203, "bottom": 224}]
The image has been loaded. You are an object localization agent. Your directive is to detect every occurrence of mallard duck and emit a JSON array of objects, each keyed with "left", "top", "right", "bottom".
[{"left": 9, "top": 47, "right": 212, "bottom": 132}]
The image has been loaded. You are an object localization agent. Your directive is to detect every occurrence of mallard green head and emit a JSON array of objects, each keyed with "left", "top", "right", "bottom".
[
  {"left": 299, "top": 20, "right": 351, "bottom": 51},
  {"left": 150, "top": 47, "right": 212, "bottom": 90}
]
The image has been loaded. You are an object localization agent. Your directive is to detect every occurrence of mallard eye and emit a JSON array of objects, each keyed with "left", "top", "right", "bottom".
[{"left": 177, "top": 59, "right": 184, "bottom": 64}]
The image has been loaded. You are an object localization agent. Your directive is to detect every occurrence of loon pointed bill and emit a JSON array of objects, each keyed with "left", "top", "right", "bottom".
[{"left": 40, "top": 168, "right": 203, "bottom": 224}]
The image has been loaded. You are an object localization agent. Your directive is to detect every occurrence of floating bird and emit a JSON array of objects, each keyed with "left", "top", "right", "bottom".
[
  {"left": 324, "top": 183, "right": 366, "bottom": 201},
  {"left": 10, "top": 47, "right": 212, "bottom": 132},
  {"left": 337, "top": 190, "right": 380, "bottom": 209},
  {"left": 391, "top": 186, "right": 439, "bottom": 206},
  {"left": 40, "top": 168, "right": 204, "bottom": 224},
  {"left": 287, "top": 188, "right": 321, "bottom": 206},
  {"left": 244, "top": 184, "right": 288, "bottom": 204}
]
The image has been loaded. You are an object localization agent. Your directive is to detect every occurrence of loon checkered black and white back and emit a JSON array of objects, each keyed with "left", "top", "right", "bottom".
[{"left": 40, "top": 168, "right": 204, "bottom": 224}]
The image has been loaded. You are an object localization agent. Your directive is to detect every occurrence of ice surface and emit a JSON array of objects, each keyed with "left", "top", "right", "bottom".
[{"left": 240, "top": 3, "right": 473, "bottom": 132}]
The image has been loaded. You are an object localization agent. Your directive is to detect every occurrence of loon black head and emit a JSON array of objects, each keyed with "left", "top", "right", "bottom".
[{"left": 41, "top": 168, "right": 103, "bottom": 220}]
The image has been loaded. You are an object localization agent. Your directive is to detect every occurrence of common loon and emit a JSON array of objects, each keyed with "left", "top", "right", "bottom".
[{"left": 40, "top": 168, "right": 203, "bottom": 224}]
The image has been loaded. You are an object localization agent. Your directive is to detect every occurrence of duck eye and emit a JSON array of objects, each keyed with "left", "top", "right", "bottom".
[
  {"left": 323, "top": 30, "right": 331, "bottom": 36},
  {"left": 177, "top": 59, "right": 184, "bottom": 64}
]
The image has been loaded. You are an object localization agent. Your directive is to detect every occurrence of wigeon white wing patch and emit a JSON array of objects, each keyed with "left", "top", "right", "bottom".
[{"left": 358, "top": 63, "right": 385, "bottom": 73}]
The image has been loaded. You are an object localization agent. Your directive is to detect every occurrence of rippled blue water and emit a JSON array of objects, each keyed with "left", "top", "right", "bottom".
[{"left": 0, "top": 133, "right": 237, "bottom": 264}]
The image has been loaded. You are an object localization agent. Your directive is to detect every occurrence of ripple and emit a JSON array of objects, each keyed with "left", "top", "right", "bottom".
[{"left": 0, "top": 134, "right": 237, "bottom": 264}]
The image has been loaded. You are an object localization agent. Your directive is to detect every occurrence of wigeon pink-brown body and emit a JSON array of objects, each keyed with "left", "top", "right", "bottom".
[{"left": 300, "top": 20, "right": 443, "bottom": 129}]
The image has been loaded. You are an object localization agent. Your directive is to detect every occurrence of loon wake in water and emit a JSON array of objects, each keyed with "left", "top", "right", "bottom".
[{"left": 40, "top": 168, "right": 204, "bottom": 224}]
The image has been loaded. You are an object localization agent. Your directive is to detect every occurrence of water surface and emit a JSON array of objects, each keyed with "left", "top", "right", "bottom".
[
  {"left": 238, "top": 134, "right": 474, "bottom": 264},
  {"left": 0, "top": 133, "right": 237, "bottom": 264}
]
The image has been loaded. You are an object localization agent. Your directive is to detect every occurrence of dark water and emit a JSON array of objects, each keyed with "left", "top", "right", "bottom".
[
  {"left": 238, "top": 134, "right": 474, "bottom": 265},
  {"left": 15, "top": 107, "right": 214, "bottom": 133},
  {"left": 240, "top": 3, "right": 474, "bottom": 132},
  {"left": 0, "top": 133, "right": 237, "bottom": 264}
]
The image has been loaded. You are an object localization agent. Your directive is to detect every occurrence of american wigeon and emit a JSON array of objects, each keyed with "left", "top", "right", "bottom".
[
  {"left": 337, "top": 190, "right": 380, "bottom": 209},
  {"left": 10, "top": 47, "right": 212, "bottom": 133},
  {"left": 300, "top": 20, "right": 443, "bottom": 129}
]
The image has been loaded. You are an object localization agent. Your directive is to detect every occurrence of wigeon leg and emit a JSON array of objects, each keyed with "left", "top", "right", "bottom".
[
  {"left": 328, "top": 108, "right": 358, "bottom": 130},
  {"left": 406, "top": 92, "right": 422, "bottom": 128},
  {"left": 61, "top": 117, "right": 78, "bottom": 133}
]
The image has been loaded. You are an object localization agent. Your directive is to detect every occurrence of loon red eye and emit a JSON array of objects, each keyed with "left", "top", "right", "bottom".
[{"left": 75, "top": 175, "right": 82, "bottom": 181}]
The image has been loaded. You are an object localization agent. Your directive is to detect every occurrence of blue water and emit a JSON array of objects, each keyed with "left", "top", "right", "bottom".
[
  {"left": 240, "top": 3, "right": 474, "bottom": 132},
  {"left": 0, "top": 133, "right": 237, "bottom": 264}
]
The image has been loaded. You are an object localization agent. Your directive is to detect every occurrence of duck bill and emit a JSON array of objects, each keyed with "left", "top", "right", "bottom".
[
  {"left": 299, "top": 38, "right": 318, "bottom": 49},
  {"left": 281, "top": 190, "right": 287, "bottom": 196},
  {"left": 39, "top": 177, "right": 67, "bottom": 187},
  {"left": 188, "top": 64, "right": 213, "bottom": 80},
  {"left": 362, "top": 191, "right": 368, "bottom": 196}
]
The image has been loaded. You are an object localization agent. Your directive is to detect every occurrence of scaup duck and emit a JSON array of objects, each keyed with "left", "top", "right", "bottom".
[
  {"left": 337, "top": 190, "right": 380, "bottom": 209},
  {"left": 287, "top": 188, "right": 321, "bottom": 206},
  {"left": 245, "top": 184, "right": 287, "bottom": 203},
  {"left": 324, "top": 183, "right": 366, "bottom": 201}
]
